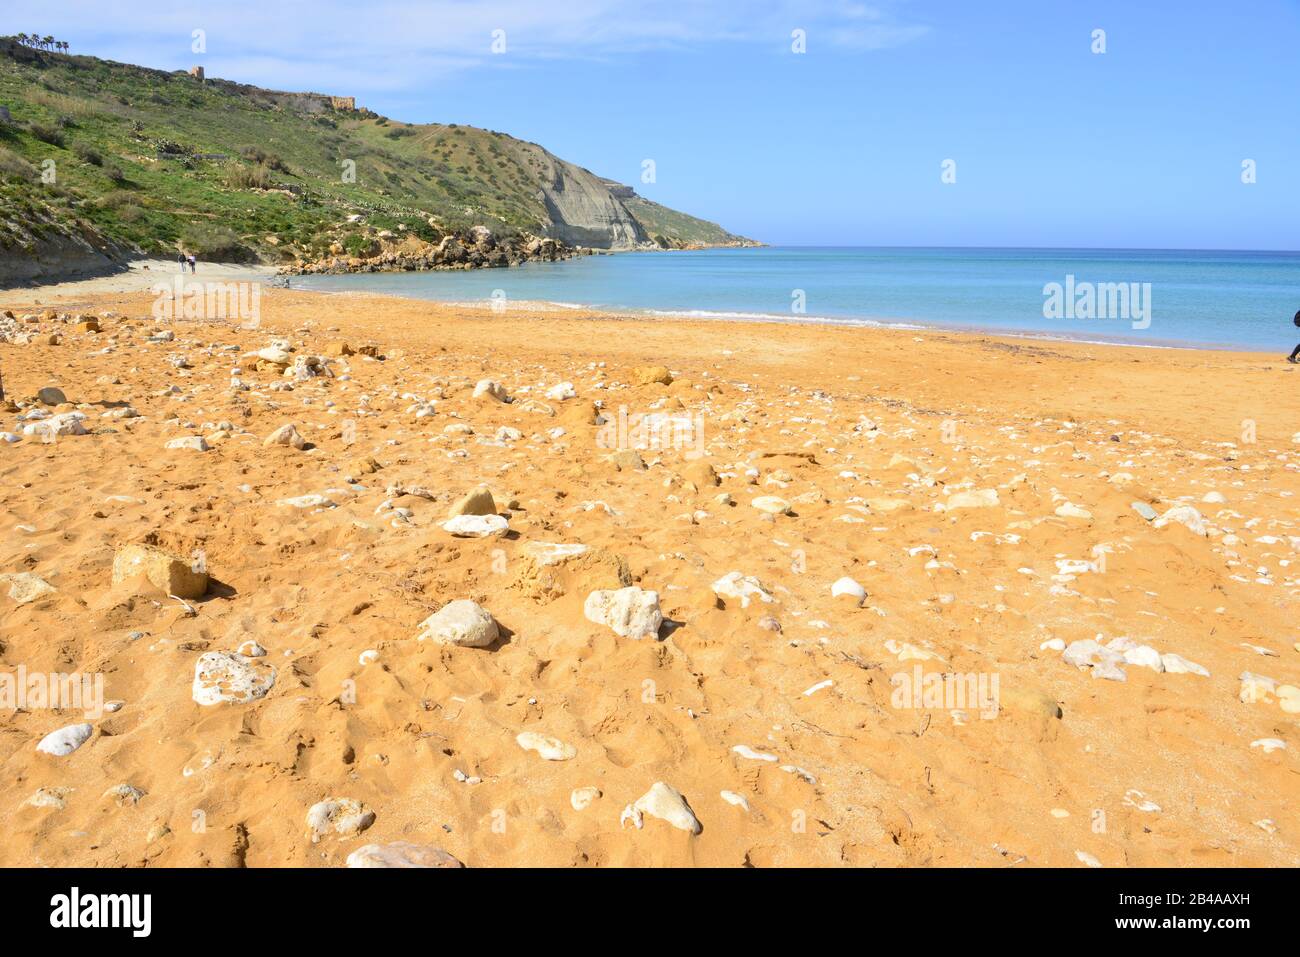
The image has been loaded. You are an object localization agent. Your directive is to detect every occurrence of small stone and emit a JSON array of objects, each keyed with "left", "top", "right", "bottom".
[
  {"left": 720, "top": 790, "right": 750, "bottom": 811},
  {"left": 711, "top": 571, "right": 774, "bottom": 608},
  {"left": 263, "top": 423, "right": 307, "bottom": 449},
  {"left": 416, "top": 600, "right": 499, "bottom": 648},
  {"left": 442, "top": 514, "right": 508, "bottom": 537},
  {"left": 946, "top": 489, "right": 1000, "bottom": 509},
  {"left": 1, "top": 572, "right": 57, "bottom": 605},
  {"left": 830, "top": 576, "right": 866, "bottom": 605},
  {"left": 570, "top": 787, "right": 601, "bottom": 811},
  {"left": 346, "top": 842, "right": 462, "bottom": 867},
  {"left": 516, "top": 731, "right": 577, "bottom": 761},
  {"left": 635, "top": 365, "right": 673, "bottom": 386},
  {"left": 448, "top": 485, "right": 497, "bottom": 518},
  {"left": 192, "top": 651, "right": 276, "bottom": 705},
  {"left": 26, "top": 786, "right": 72, "bottom": 809},
  {"left": 37, "top": 386, "right": 67, "bottom": 405},
  {"left": 165, "top": 436, "right": 209, "bottom": 452},
  {"left": 584, "top": 586, "right": 663, "bottom": 639},
  {"left": 625, "top": 782, "right": 701, "bottom": 834},
  {"left": 36, "top": 723, "right": 93, "bottom": 756},
  {"left": 1130, "top": 501, "right": 1158, "bottom": 521},
  {"left": 306, "top": 797, "right": 375, "bottom": 842},
  {"left": 102, "top": 784, "right": 146, "bottom": 806},
  {"left": 751, "top": 495, "right": 790, "bottom": 515}
]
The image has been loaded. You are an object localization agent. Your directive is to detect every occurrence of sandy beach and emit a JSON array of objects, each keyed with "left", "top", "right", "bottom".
[{"left": 0, "top": 282, "right": 1297, "bottom": 868}]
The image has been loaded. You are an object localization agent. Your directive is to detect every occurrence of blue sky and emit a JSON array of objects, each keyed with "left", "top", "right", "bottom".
[{"left": 5, "top": 0, "right": 1298, "bottom": 248}]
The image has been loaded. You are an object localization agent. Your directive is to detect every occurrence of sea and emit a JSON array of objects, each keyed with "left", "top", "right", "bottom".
[{"left": 285, "top": 246, "right": 1300, "bottom": 352}]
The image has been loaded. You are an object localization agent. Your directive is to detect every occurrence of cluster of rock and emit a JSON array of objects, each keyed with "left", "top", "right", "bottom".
[{"left": 285, "top": 226, "right": 579, "bottom": 275}]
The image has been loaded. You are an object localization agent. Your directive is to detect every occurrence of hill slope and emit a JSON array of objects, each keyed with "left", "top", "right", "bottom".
[{"left": 0, "top": 38, "right": 756, "bottom": 281}]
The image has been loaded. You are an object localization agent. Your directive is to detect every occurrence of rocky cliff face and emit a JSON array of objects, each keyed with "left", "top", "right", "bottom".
[{"left": 531, "top": 150, "right": 651, "bottom": 250}]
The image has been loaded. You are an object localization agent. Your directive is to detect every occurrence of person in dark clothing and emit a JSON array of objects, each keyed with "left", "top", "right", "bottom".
[
  {"left": 178, "top": 252, "right": 187, "bottom": 272},
  {"left": 1290, "top": 310, "right": 1300, "bottom": 363}
]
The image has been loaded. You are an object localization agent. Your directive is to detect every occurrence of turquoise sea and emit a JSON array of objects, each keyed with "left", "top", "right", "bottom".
[{"left": 286, "top": 247, "right": 1300, "bottom": 352}]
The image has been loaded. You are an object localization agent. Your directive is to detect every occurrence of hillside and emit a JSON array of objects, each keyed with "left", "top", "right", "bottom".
[{"left": 0, "top": 38, "right": 756, "bottom": 282}]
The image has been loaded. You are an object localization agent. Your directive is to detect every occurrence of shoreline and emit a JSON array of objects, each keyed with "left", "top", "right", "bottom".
[{"left": 5, "top": 256, "right": 1292, "bottom": 356}]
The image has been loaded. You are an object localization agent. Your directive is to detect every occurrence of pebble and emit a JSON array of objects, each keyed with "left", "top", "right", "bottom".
[
  {"left": 36, "top": 723, "right": 93, "bottom": 756},
  {"left": 516, "top": 731, "right": 577, "bottom": 761},
  {"left": 346, "top": 842, "right": 462, "bottom": 867},
  {"left": 306, "top": 797, "right": 375, "bottom": 842},
  {"left": 623, "top": 782, "right": 702, "bottom": 834}
]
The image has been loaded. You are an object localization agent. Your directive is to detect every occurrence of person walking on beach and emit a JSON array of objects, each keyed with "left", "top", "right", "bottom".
[
  {"left": 178, "top": 252, "right": 187, "bottom": 272},
  {"left": 187, "top": 254, "right": 197, "bottom": 274},
  {"left": 1289, "top": 309, "right": 1300, "bottom": 363}
]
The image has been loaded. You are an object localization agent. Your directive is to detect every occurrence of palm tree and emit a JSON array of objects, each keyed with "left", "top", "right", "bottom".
[
  {"left": 43, "top": 36, "right": 54, "bottom": 50},
  {"left": 61, "top": 41, "right": 69, "bottom": 53}
]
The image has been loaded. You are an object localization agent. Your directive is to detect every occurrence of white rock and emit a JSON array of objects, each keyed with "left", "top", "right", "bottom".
[
  {"left": 1153, "top": 505, "right": 1207, "bottom": 536},
  {"left": 584, "top": 586, "right": 662, "bottom": 639},
  {"left": 474, "top": 379, "right": 509, "bottom": 402},
  {"left": 711, "top": 571, "right": 774, "bottom": 608},
  {"left": 442, "top": 514, "right": 509, "bottom": 537},
  {"left": 830, "top": 576, "right": 866, "bottom": 604},
  {"left": 1160, "top": 653, "right": 1209, "bottom": 676},
  {"left": 720, "top": 790, "right": 750, "bottom": 811},
  {"left": 1061, "top": 639, "right": 1126, "bottom": 681},
  {"left": 191, "top": 651, "right": 276, "bottom": 705},
  {"left": 1250, "top": 738, "right": 1286, "bottom": 754},
  {"left": 306, "top": 797, "right": 374, "bottom": 842},
  {"left": 627, "top": 782, "right": 701, "bottom": 834},
  {"left": 276, "top": 494, "right": 336, "bottom": 509},
  {"left": 22, "top": 412, "right": 86, "bottom": 438},
  {"left": 263, "top": 423, "right": 307, "bottom": 449},
  {"left": 516, "top": 731, "right": 576, "bottom": 761},
  {"left": 750, "top": 495, "right": 791, "bottom": 515},
  {"left": 36, "top": 723, "right": 93, "bottom": 756},
  {"left": 732, "top": 744, "right": 778, "bottom": 762},
  {"left": 1054, "top": 502, "right": 1092, "bottom": 520},
  {"left": 545, "top": 382, "right": 575, "bottom": 401},
  {"left": 570, "top": 786, "right": 601, "bottom": 811},
  {"left": 946, "top": 489, "right": 1000, "bottom": 509},
  {"left": 165, "top": 436, "right": 209, "bottom": 452},
  {"left": 416, "top": 600, "right": 499, "bottom": 648},
  {"left": 1, "top": 572, "right": 57, "bottom": 605},
  {"left": 346, "top": 842, "right": 461, "bottom": 867}
]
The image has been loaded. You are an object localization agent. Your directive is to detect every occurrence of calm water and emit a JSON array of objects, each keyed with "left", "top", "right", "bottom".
[{"left": 286, "top": 247, "right": 1300, "bottom": 351}]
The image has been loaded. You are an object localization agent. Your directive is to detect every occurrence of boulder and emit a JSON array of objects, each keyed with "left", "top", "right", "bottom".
[
  {"left": 447, "top": 485, "right": 497, "bottom": 518},
  {"left": 112, "top": 543, "right": 208, "bottom": 599},
  {"left": 416, "top": 600, "right": 499, "bottom": 648},
  {"left": 584, "top": 587, "right": 662, "bottom": 639}
]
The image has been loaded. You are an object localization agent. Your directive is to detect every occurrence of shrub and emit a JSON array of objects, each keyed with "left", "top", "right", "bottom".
[
  {"left": 75, "top": 144, "right": 103, "bottom": 166},
  {"left": 179, "top": 223, "right": 255, "bottom": 262},
  {"left": 28, "top": 123, "right": 65, "bottom": 147},
  {"left": 225, "top": 164, "right": 272, "bottom": 189}
]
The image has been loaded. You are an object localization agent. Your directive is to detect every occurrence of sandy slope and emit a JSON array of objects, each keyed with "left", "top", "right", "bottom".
[{"left": 0, "top": 286, "right": 1297, "bottom": 868}]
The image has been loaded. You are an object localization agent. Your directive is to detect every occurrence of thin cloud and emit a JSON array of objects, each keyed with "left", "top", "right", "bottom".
[{"left": 1, "top": 0, "right": 930, "bottom": 91}]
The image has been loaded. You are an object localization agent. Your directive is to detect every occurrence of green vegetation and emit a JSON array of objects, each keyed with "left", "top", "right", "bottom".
[{"left": 0, "top": 37, "right": 750, "bottom": 265}]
